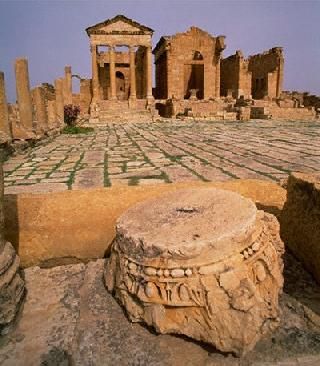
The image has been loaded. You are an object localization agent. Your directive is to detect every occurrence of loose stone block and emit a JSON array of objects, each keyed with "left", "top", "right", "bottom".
[
  {"left": 281, "top": 172, "right": 320, "bottom": 284},
  {"left": 0, "top": 161, "right": 25, "bottom": 334},
  {"left": 0, "top": 71, "right": 11, "bottom": 138},
  {"left": 105, "top": 188, "right": 284, "bottom": 356},
  {"left": 14, "top": 58, "right": 33, "bottom": 132}
]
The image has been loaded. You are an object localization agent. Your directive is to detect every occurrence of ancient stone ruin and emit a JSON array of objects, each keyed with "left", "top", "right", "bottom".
[
  {"left": 0, "top": 14, "right": 319, "bottom": 154},
  {"left": 0, "top": 159, "right": 24, "bottom": 334},
  {"left": 281, "top": 172, "right": 320, "bottom": 284},
  {"left": 1, "top": 12, "right": 320, "bottom": 363},
  {"left": 105, "top": 188, "right": 284, "bottom": 356}
]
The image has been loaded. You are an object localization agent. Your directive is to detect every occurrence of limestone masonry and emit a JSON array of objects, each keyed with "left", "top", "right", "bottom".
[{"left": 105, "top": 188, "right": 284, "bottom": 356}]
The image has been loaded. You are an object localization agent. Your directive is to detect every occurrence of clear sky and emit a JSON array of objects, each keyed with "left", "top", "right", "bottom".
[{"left": 0, "top": 0, "right": 319, "bottom": 102}]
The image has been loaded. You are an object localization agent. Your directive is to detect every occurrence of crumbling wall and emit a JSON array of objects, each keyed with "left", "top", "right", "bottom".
[
  {"left": 248, "top": 47, "right": 284, "bottom": 99},
  {"left": 221, "top": 50, "right": 251, "bottom": 98}
]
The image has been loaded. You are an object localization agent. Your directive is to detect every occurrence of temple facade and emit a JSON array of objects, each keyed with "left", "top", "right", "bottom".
[
  {"left": 86, "top": 15, "right": 155, "bottom": 121},
  {"left": 153, "top": 27, "right": 225, "bottom": 100},
  {"left": 82, "top": 15, "right": 287, "bottom": 121}
]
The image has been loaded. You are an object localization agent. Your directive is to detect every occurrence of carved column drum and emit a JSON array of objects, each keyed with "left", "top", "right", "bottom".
[{"left": 104, "top": 188, "right": 284, "bottom": 356}]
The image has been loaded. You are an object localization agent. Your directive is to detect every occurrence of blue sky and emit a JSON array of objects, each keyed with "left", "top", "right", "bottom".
[{"left": 0, "top": 0, "right": 319, "bottom": 102}]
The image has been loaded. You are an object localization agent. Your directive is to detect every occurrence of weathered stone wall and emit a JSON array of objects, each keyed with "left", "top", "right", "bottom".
[
  {"left": 154, "top": 27, "right": 225, "bottom": 100},
  {"left": 281, "top": 173, "right": 320, "bottom": 284},
  {"left": 0, "top": 161, "right": 25, "bottom": 334},
  {"left": 248, "top": 47, "right": 284, "bottom": 99},
  {"left": 221, "top": 50, "right": 252, "bottom": 98},
  {"left": 3, "top": 180, "right": 285, "bottom": 268}
]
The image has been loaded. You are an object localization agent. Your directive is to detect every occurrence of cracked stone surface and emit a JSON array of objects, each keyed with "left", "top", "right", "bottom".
[
  {"left": 105, "top": 188, "right": 284, "bottom": 356},
  {"left": 3, "top": 120, "right": 320, "bottom": 193},
  {"left": 0, "top": 257, "right": 320, "bottom": 365}
]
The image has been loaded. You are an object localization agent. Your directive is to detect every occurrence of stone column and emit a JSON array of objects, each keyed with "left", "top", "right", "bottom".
[
  {"left": 63, "top": 66, "right": 72, "bottom": 105},
  {"left": 91, "top": 45, "right": 100, "bottom": 101},
  {"left": 0, "top": 159, "right": 25, "bottom": 334},
  {"left": 54, "top": 78, "right": 64, "bottom": 126},
  {"left": 0, "top": 72, "right": 11, "bottom": 138},
  {"left": 146, "top": 46, "right": 154, "bottom": 102},
  {"left": 129, "top": 47, "right": 136, "bottom": 100},
  {"left": 47, "top": 100, "right": 57, "bottom": 129},
  {"left": 80, "top": 79, "right": 92, "bottom": 115},
  {"left": 14, "top": 58, "right": 33, "bottom": 132},
  {"left": 109, "top": 46, "right": 116, "bottom": 100},
  {"left": 32, "top": 86, "right": 48, "bottom": 133}
]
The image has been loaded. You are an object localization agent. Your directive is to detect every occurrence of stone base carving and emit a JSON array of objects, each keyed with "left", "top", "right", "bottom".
[
  {"left": 104, "top": 188, "right": 284, "bottom": 356},
  {"left": 0, "top": 241, "right": 25, "bottom": 334}
]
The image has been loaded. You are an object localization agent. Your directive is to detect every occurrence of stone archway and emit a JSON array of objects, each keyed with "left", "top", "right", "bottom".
[{"left": 116, "top": 71, "right": 126, "bottom": 100}]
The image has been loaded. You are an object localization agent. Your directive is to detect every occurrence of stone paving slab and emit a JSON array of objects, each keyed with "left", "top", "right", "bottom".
[
  {"left": 1, "top": 256, "right": 320, "bottom": 365},
  {"left": 3, "top": 120, "right": 320, "bottom": 193}
]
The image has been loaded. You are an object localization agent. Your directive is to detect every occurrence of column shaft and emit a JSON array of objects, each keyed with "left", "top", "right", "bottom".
[
  {"left": 129, "top": 47, "right": 136, "bottom": 99},
  {"left": 91, "top": 45, "right": 100, "bottom": 101},
  {"left": 33, "top": 86, "right": 48, "bottom": 133},
  {"left": 146, "top": 46, "right": 153, "bottom": 100},
  {"left": 63, "top": 66, "right": 73, "bottom": 105},
  {"left": 55, "top": 78, "right": 64, "bottom": 126},
  {"left": 0, "top": 72, "right": 11, "bottom": 138},
  {"left": 15, "top": 58, "right": 33, "bottom": 132},
  {"left": 109, "top": 47, "right": 116, "bottom": 100}
]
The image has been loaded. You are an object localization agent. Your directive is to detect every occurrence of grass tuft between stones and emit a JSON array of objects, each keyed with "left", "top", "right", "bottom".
[{"left": 62, "top": 126, "right": 95, "bottom": 135}]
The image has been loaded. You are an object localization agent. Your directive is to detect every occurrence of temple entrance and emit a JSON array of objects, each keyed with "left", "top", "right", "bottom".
[
  {"left": 116, "top": 71, "right": 126, "bottom": 100},
  {"left": 184, "top": 64, "right": 204, "bottom": 99}
]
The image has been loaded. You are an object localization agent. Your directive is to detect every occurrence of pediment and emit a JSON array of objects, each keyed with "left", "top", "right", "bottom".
[
  {"left": 86, "top": 15, "right": 153, "bottom": 35},
  {"left": 99, "top": 20, "right": 142, "bottom": 33}
]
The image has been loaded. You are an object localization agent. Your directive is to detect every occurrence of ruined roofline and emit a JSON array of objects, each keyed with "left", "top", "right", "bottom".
[
  {"left": 153, "top": 27, "right": 225, "bottom": 55},
  {"left": 85, "top": 14, "right": 154, "bottom": 36},
  {"left": 221, "top": 50, "right": 245, "bottom": 62},
  {"left": 223, "top": 47, "right": 283, "bottom": 63},
  {"left": 248, "top": 47, "right": 284, "bottom": 60}
]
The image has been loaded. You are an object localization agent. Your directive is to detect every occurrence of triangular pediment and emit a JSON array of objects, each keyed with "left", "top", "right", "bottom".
[{"left": 86, "top": 15, "right": 153, "bottom": 35}]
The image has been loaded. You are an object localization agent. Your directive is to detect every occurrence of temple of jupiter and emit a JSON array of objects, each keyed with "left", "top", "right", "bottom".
[
  {"left": 105, "top": 188, "right": 284, "bottom": 356},
  {"left": 54, "top": 78, "right": 64, "bottom": 125},
  {"left": 0, "top": 72, "right": 11, "bottom": 139},
  {"left": 14, "top": 58, "right": 34, "bottom": 133},
  {"left": 0, "top": 158, "right": 25, "bottom": 334},
  {"left": 63, "top": 66, "right": 73, "bottom": 105},
  {"left": 85, "top": 15, "right": 155, "bottom": 121},
  {"left": 32, "top": 86, "right": 48, "bottom": 134}
]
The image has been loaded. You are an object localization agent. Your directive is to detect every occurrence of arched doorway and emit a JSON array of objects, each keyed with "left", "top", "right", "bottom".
[{"left": 116, "top": 71, "right": 126, "bottom": 100}]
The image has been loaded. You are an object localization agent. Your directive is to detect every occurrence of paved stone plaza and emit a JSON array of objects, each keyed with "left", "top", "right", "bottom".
[{"left": 3, "top": 120, "right": 320, "bottom": 194}]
